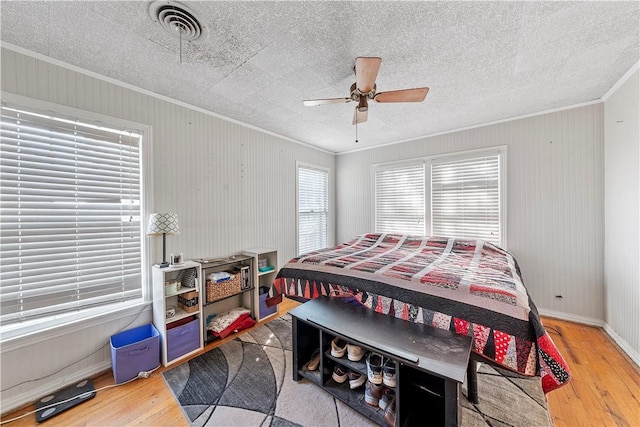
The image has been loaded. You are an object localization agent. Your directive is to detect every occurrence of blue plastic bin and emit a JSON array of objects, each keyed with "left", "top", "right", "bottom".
[{"left": 110, "top": 323, "right": 160, "bottom": 384}]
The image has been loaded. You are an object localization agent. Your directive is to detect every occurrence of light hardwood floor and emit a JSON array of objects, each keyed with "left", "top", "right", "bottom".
[
  {"left": 542, "top": 317, "right": 640, "bottom": 426},
  {"left": 2, "top": 298, "right": 639, "bottom": 426}
]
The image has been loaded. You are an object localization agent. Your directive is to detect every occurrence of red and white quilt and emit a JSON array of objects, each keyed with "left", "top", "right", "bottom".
[{"left": 268, "top": 233, "right": 571, "bottom": 394}]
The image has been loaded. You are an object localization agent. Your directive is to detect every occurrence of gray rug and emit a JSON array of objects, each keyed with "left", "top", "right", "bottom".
[{"left": 163, "top": 315, "right": 551, "bottom": 426}]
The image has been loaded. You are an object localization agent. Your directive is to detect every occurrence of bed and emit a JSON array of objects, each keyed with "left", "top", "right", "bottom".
[{"left": 267, "top": 233, "right": 571, "bottom": 395}]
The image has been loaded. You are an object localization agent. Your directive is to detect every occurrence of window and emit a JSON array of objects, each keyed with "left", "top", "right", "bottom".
[
  {"left": 375, "top": 162, "right": 426, "bottom": 235},
  {"left": 431, "top": 154, "right": 501, "bottom": 245},
  {"left": 374, "top": 149, "right": 504, "bottom": 247},
  {"left": 0, "top": 102, "right": 144, "bottom": 329},
  {"left": 297, "top": 163, "right": 329, "bottom": 255}
]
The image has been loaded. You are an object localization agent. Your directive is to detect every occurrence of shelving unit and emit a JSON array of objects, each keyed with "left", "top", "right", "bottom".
[
  {"left": 242, "top": 248, "right": 279, "bottom": 321},
  {"left": 289, "top": 297, "right": 472, "bottom": 427},
  {"left": 198, "top": 255, "right": 255, "bottom": 344},
  {"left": 152, "top": 261, "right": 204, "bottom": 366}
]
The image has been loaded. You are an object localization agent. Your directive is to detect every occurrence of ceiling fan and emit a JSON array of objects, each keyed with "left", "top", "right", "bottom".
[{"left": 303, "top": 57, "right": 429, "bottom": 125}]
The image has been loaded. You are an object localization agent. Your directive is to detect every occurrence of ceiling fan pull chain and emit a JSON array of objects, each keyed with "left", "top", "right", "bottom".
[
  {"left": 179, "top": 28, "right": 182, "bottom": 64},
  {"left": 355, "top": 121, "right": 358, "bottom": 143}
]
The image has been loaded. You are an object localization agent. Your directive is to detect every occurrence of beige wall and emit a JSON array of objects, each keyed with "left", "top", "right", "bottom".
[{"left": 604, "top": 68, "right": 640, "bottom": 362}]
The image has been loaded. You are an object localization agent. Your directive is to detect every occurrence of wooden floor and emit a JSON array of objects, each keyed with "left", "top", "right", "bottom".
[
  {"left": 542, "top": 317, "right": 640, "bottom": 426},
  {"left": 2, "top": 299, "right": 639, "bottom": 426}
]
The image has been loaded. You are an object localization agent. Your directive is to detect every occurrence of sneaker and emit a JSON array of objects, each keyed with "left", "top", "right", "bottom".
[
  {"left": 383, "top": 394, "right": 396, "bottom": 427},
  {"left": 332, "top": 365, "right": 348, "bottom": 383},
  {"left": 379, "top": 388, "right": 395, "bottom": 411},
  {"left": 347, "top": 343, "right": 365, "bottom": 361},
  {"left": 304, "top": 349, "right": 320, "bottom": 371},
  {"left": 347, "top": 371, "right": 366, "bottom": 389},
  {"left": 364, "top": 380, "right": 384, "bottom": 407},
  {"left": 366, "top": 353, "right": 383, "bottom": 384},
  {"left": 331, "top": 338, "right": 347, "bottom": 358},
  {"left": 382, "top": 358, "right": 396, "bottom": 387}
]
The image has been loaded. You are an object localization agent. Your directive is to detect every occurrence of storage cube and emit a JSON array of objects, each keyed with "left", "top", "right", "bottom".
[
  {"left": 110, "top": 324, "right": 160, "bottom": 384},
  {"left": 259, "top": 287, "right": 277, "bottom": 319},
  {"left": 166, "top": 318, "right": 200, "bottom": 362}
]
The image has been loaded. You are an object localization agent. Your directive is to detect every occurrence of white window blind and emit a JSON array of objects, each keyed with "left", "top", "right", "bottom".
[
  {"left": 431, "top": 155, "right": 501, "bottom": 245},
  {"left": 297, "top": 165, "right": 328, "bottom": 255},
  {"left": 0, "top": 105, "right": 143, "bottom": 325},
  {"left": 375, "top": 163, "right": 425, "bottom": 235}
]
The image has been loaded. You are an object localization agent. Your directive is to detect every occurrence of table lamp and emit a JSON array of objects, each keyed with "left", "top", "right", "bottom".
[{"left": 147, "top": 213, "right": 180, "bottom": 268}]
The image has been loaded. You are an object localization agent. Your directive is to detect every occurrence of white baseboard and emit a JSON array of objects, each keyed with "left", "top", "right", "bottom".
[
  {"left": 0, "top": 361, "right": 111, "bottom": 416},
  {"left": 603, "top": 323, "right": 640, "bottom": 367},
  {"left": 538, "top": 308, "right": 639, "bottom": 368},
  {"left": 537, "top": 308, "right": 604, "bottom": 327}
]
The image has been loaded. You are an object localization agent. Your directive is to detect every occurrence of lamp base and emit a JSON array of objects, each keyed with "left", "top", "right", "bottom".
[{"left": 155, "top": 261, "right": 170, "bottom": 268}]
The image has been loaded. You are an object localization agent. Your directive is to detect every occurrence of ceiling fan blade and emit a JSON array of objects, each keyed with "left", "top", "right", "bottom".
[
  {"left": 355, "top": 57, "right": 382, "bottom": 93},
  {"left": 374, "top": 87, "right": 429, "bottom": 103},
  {"left": 303, "top": 97, "right": 351, "bottom": 106},
  {"left": 352, "top": 106, "right": 368, "bottom": 125}
]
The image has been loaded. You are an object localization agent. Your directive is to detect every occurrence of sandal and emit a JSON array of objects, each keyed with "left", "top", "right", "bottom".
[{"left": 304, "top": 349, "right": 321, "bottom": 371}]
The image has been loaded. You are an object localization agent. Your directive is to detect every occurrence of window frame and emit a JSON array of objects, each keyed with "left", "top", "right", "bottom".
[
  {"left": 372, "top": 146, "right": 507, "bottom": 248},
  {"left": 0, "top": 93, "right": 153, "bottom": 343},
  {"left": 296, "top": 161, "right": 330, "bottom": 256}
]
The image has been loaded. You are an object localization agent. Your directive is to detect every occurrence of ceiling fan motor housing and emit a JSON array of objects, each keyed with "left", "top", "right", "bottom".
[
  {"left": 350, "top": 83, "right": 376, "bottom": 104},
  {"left": 349, "top": 83, "right": 359, "bottom": 101}
]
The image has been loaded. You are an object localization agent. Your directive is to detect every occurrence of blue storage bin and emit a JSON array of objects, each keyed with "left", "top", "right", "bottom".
[
  {"left": 259, "top": 287, "right": 277, "bottom": 319},
  {"left": 166, "top": 318, "right": 200, "bottom": 362},
  {"left": 110, "top": 323, "right": 160, "bottom": 384}
]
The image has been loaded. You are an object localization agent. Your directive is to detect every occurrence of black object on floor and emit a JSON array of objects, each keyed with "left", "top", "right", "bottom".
[{"left": 35, "top": 379, "right": 96, "bottom": 423}]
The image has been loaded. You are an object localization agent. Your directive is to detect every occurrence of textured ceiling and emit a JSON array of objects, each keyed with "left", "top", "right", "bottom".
[{"left": 1, "top": 1, "right": 638, "bottom": 153}]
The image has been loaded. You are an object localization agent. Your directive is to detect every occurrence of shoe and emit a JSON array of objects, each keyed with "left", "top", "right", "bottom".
[
  {"left": 382, "top": 358, "right": 396, "bottom": 387},
  {"left": 347, "top": 343, "right": 365, "bottom": 361},
  {"left": 304, "top": 349, "right": 320, "bottom": 371},
  {"left": 331, "top": 338, "right": 347, "bottom": 358},
  {"left": 379, "top": 388, "right": 395, "bottom": 411},
  {"left": 347, "top": 371, "right": 366, "bottom": 389},
  {"left": 383, "top": 395, "right": 396, "bottom": 427},
  {"left": 332, "top": 365, "right": 348, "bottom": 383},
  {"left": 366, "top": 353, "right": 383, "bottom": 384},
  {"left": 364, "top": 380, "right": 384, "bottom": 407}
]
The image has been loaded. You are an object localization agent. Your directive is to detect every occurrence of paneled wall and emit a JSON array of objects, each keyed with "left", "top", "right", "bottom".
[
  {"left": 336, "top": 104, "right": 605, "bottom": 322},
  {"left": 604, "top": 68, "right": 640, "bottom": 362},
  {"left": 0, "top": 47, "right": 335, "bottom": 412}
]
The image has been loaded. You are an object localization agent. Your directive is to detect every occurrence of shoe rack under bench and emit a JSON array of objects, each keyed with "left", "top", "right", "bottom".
[{"left": 289, "top": 297, "right": 472, "bottom": 427}]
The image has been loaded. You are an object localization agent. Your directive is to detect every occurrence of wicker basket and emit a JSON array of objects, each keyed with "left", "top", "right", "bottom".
[{"left": 206, "top": 274, "right": 242, "bottom": 302}]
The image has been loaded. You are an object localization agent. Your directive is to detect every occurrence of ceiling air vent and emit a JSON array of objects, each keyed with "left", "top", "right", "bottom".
[{"left": 149, "top": 1, "right": 208, "bottom": 43}]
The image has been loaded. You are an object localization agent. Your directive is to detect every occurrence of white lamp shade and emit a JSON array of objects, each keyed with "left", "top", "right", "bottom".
[{"left": 147, "top": 213, "right": 180, "bottom": 235}]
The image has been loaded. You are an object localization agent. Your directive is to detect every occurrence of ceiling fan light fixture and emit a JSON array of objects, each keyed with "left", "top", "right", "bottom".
[{"left": 357, "top": 97, "right": 368, "bottom": 112}]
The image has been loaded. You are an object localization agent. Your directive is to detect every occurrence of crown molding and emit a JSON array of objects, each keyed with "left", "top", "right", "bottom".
[
  {"left": 0, "top": 43, "right": 334, "bottom": 156},
  {"left": 601, "top": 61, "right": 640, "bottom": 101},
  {"left": 339, "top": 99, "right": 603, "bottom": 155}
]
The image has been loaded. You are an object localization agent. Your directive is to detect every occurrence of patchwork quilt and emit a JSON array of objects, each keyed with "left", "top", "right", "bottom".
[{"left": 268, "top": 233, "right": 571, "bottom": 394}]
